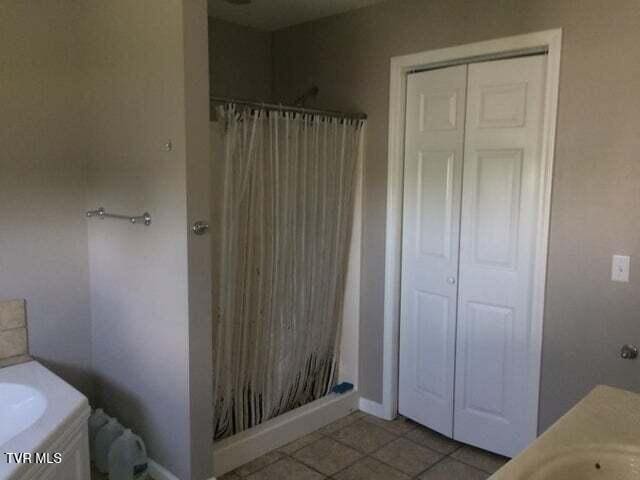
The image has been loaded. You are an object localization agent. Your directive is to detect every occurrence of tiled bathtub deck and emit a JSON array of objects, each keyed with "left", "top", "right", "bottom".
[{"left": 220, "top": 412, "right": 508, "bottom": 480}]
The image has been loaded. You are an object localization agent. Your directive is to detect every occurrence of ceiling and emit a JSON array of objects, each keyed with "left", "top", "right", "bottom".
[{"left": 207, "top": 0, "right": 390, "bottom": 31}]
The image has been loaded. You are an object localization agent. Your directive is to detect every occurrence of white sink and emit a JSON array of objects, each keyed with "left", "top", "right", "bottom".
[
  {"left": 0, "top": 383, "right": 47, "bottom": 446},
  {"left": 517, "top": 445, "right": 640, "bottom": 480}
]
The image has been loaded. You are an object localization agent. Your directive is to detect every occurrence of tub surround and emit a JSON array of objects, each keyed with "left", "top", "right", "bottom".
[
  {"left": 0, "top": 354, "right": 32, "bottom": 369},
  {"left": 491, "top": 385, "right": 640, "bottom": 478},
  {"left": 0, "top": 299, "right": 28, "bottom": 363}
]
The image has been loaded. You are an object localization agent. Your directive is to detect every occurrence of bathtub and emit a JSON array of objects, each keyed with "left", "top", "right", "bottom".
[{"left": 0, "top": 361, "right": 90, "bottom": 480}]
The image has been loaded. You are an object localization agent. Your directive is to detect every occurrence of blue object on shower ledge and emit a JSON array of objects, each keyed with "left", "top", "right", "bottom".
[{"left": 331, "top": 382, "right": 354, "bottom": 394}]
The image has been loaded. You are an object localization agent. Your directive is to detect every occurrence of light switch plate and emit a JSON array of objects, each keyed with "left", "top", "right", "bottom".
[{"left": 612, "top": 255, "right": 630, "bottom": 282}]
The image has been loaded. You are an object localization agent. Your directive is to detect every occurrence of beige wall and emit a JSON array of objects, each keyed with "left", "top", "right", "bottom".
[
  {"left": 0, "top": 1, "right": 93, "bottom": 396},
  {"left": 81, "top": 1, "right": 210, "bottom": 478},
  {"left": 272, "top": 0, "right": 640, "bottom": 431},
  {"left": 208, "top": 17, "right": 272, "bottom": 102},
  {"left": 3, "top": 2, "right": 211, "bottom": 476}
]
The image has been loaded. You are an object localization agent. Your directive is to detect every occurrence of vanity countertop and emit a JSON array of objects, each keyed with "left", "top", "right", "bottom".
[{"left": 491, "top": 385, "right": 640, "bottom": 479}]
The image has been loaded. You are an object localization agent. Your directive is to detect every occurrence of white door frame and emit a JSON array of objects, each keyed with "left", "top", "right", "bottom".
[{"left": 382, "top": 30, "right": 562, "bottom": 439}]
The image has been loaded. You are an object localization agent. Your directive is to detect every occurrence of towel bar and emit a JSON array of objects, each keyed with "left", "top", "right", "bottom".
[{"left": 86, "top": 207, "right": 151, "bottom": 226}]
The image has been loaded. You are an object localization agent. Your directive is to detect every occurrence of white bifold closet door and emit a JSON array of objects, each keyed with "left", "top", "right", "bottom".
[
  {"left": 399, "top": 55, "right": 546, "bottom": 457},
  {"left": 398, "top": 65, "right": 467, "bottom": 438}
]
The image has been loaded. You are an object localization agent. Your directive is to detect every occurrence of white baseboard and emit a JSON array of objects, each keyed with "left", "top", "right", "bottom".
[
  {"left": 149, "top": 459, "right": 180, "bottom": 480},
  {"left": 359, "top": 397, "right": 391, "bottom": 420},
  {"left": 213, "top": 391, "right": 359, "bottom": 477}
]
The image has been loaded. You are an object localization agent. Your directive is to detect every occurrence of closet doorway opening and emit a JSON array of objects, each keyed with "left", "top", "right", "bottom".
[{"left": 382, "top": 30, "right": 562, "bottom": 458}]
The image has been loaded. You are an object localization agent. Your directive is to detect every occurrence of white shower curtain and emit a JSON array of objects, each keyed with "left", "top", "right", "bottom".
[{"left": 211, "top": 105, "right": 365, "bottom": 439}]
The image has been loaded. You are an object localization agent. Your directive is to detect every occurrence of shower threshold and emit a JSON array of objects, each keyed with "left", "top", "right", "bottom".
[{"left": 212, "top": 390, "right": 359, "bottom": 477}]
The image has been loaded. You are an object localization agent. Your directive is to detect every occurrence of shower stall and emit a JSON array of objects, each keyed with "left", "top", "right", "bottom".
[{"left": 209, "top": 97, "right": 367, "bottom": 475}]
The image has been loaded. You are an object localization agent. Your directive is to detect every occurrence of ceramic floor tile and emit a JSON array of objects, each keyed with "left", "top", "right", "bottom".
[
  {"left": 330, "top": 419, "right": 397, "bottom": 453},
  {"left": 372, "top": 437, "right": 443, "bottom": 476},
  {"left": 245, "top": 457, "right": 325, "bottom": 480},
  {"left": 333, "top": 456, "right": 411, "bottom": 480},
  {"left": 292, "top": 437, "right": 363, "bottom": 475},
  {"left": 404, "top": 425, "right": 462, "bottom": 454},
  {"left": 451, "top": 445, "right": 509, "bottom": 473},
  {"left": 278, "top": 431, "right": 324, "bottom": 455},
  {"left": 362, "top": 415, "right": 417, "bottom": 435},
  {"left": 234, "top": 450, "right": 285, "bottom": 476},
  {"left": 418, "top": 457, "right": 490, "bottom": 480},
  {"left": 318, "top": 412, "right": 363, "bottom": 434}
]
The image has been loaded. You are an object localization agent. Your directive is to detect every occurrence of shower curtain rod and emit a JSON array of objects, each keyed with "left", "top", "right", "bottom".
[{"left": 210, "top": 95, "right": 367, "bottom": 120}]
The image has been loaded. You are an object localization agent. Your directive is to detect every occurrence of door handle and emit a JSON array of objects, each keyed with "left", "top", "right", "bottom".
[
  {"left": 447, "top": 277, "right": 456, "bottom": 285},
  {"left": 192, "top": 221, "right": 210, "bottom": 235},
  {"left": 621, "top": 344, "right": 638, "bottom": 360}
]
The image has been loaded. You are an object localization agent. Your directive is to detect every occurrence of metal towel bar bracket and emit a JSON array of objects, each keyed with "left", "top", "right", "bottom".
[{"left": 86, "top": 207, "right": 151, "bottom": 226}]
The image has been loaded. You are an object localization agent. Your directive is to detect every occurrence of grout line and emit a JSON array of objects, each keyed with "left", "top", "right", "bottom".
[
  {"left": 283, "top": 445, "right": 363, "bottom": 479},
  {"left": 369, "top": 443, "right": 446, "bottom": 479},
  {"left": 328, "top": 453, "right": 409, "bottom": 479},
  {"left": 325, "top": 419, "right": 399, "bottom": 453},
  {"left": 398, "top": 431, "right": 458, "bottom": 455},
  {"left": 447, "top": 445, "right": 508, "bottom": 474},
  {"left": 411, "top": 453, "right": 450, "bottom": 479},
  {"left": 289, "top": 429, "right": 369, "bottom": 476},
  {"left": 444, "top": 455, "right": 500, "bottom": 475}
]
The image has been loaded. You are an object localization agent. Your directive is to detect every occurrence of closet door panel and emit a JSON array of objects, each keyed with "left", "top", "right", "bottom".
[
  {"left": 454, "top": 55, "right": 546, "bottom": 457},
  {"left": 399, "top": 65, "right": 467, "bottom": 437},
  {"left": 472, "top": 149, "right": 522, "bottom": 268}
]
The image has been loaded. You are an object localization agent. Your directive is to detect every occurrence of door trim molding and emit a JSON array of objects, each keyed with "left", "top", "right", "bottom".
[{"left": 382, "top": 30, "right": 562, "bottom": 442}]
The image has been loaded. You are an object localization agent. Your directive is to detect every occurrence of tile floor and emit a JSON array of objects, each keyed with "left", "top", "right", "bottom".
[{"left": 220, "top": 411, "right": 509, "bottom": 480}]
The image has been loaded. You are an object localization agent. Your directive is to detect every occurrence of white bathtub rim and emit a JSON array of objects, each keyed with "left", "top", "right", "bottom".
[
  {"left": 8, "top": 408, "right": 90, "bottom": 480},
  {"left": 0, "top": 361, "right": 89, "bottom": 479}
]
